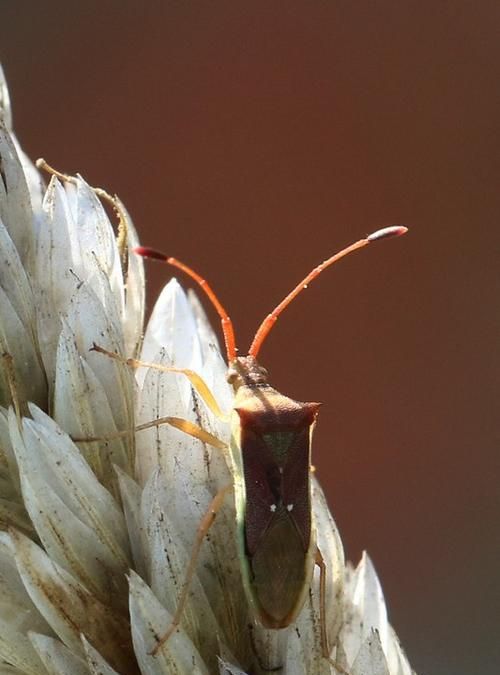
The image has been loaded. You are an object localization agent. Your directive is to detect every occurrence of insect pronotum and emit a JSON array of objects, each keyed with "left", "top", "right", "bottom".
[{"left": 130, "top": 225, "right": 407, "bottom": 663}]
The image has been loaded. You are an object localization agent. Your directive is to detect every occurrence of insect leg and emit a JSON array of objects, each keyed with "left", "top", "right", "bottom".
[
  {"left": 150, "top": 483, "right": 233, "bottom": 656},
  {"left": 315, "top": 547, "right": 350, "bottom": 675},
  {"left": 73, "top": 415, "right": 226, "bottom": 450},
  {"left": 91, "top": 343, "right": 228, "bottom": 421}
]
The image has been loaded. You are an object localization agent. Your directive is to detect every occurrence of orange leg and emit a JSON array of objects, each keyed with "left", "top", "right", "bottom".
[
  {"left": 150, "top": 484, "right": 233, "bottom": 656},
  {"left": 91, "top": 343, "right": 228, "bottom": 421},
  {"left": 315, "top": 547, "right": 350, "bottom": 675},
  {"left": 73, "top": 414, "right": 226, "bottom": 450}
]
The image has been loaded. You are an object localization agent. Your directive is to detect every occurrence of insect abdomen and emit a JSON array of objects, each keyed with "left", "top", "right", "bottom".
[{"left": 250, "top": 507, "right": 311, "bottom": 627}]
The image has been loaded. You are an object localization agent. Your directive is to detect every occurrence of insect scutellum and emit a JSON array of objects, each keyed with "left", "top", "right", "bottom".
[{"left": 134, "top": 224, "right": 407, "bottom": 659}]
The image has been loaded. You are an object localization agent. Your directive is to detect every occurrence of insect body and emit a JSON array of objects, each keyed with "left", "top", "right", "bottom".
[
  {"left": 228, "top": 354, "right": 320, "bottom": 629},
  {"left": 134, "top": 225, "right": 407, "bottom": 657}
]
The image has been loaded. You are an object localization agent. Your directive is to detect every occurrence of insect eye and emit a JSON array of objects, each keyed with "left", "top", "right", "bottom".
[{"left": 226, "top": 368, "right": 239, "bottom": 385}]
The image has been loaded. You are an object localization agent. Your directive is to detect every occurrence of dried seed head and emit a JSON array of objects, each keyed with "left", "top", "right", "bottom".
[{"left": 0, "top": 64, "right": 416, "bottom": 675}]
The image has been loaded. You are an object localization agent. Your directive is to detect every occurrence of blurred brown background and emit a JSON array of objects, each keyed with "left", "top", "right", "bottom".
[{"left": 1, "top": 2, "right": 499, "bottom": 673}]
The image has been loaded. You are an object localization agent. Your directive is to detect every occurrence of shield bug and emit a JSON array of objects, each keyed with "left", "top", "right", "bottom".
[{"left": 129, "top": 225, "right": 407, "bottom": 662}]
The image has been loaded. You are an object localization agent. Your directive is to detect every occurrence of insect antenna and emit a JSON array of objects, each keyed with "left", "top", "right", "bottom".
[
  {"left": 248, "top": 225, "right": 408, "bottom": 358},
  {"left": 133, "top": 247, "right": 237, "bottom": 362}
]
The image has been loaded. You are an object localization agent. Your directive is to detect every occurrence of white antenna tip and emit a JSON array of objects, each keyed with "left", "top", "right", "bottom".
[{"left": 367, "top": 225, "right": 408, "bottom": 242}]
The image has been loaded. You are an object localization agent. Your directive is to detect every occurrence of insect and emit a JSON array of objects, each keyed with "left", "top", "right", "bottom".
[{"left": 129, "top": 225, "right": 407, "bottom": 662}]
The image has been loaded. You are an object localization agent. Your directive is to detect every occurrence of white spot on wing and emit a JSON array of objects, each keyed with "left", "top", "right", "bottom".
[
  {"left": 270, "top": 504, "right": 277, "bottom": 512},
  {"left": 287, "top": 504, "right": 294, "bottom": 512}
]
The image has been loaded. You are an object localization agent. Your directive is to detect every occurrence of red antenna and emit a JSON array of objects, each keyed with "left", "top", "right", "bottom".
[
  {"left": 248, "top": 225, "right": 407, "bottom": 357},
  {"left": 134, "top": 225, "right": 407, "bottom": 364},
  {"left": 134, "top": 247, "right": 238, "bottom": 361}
]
